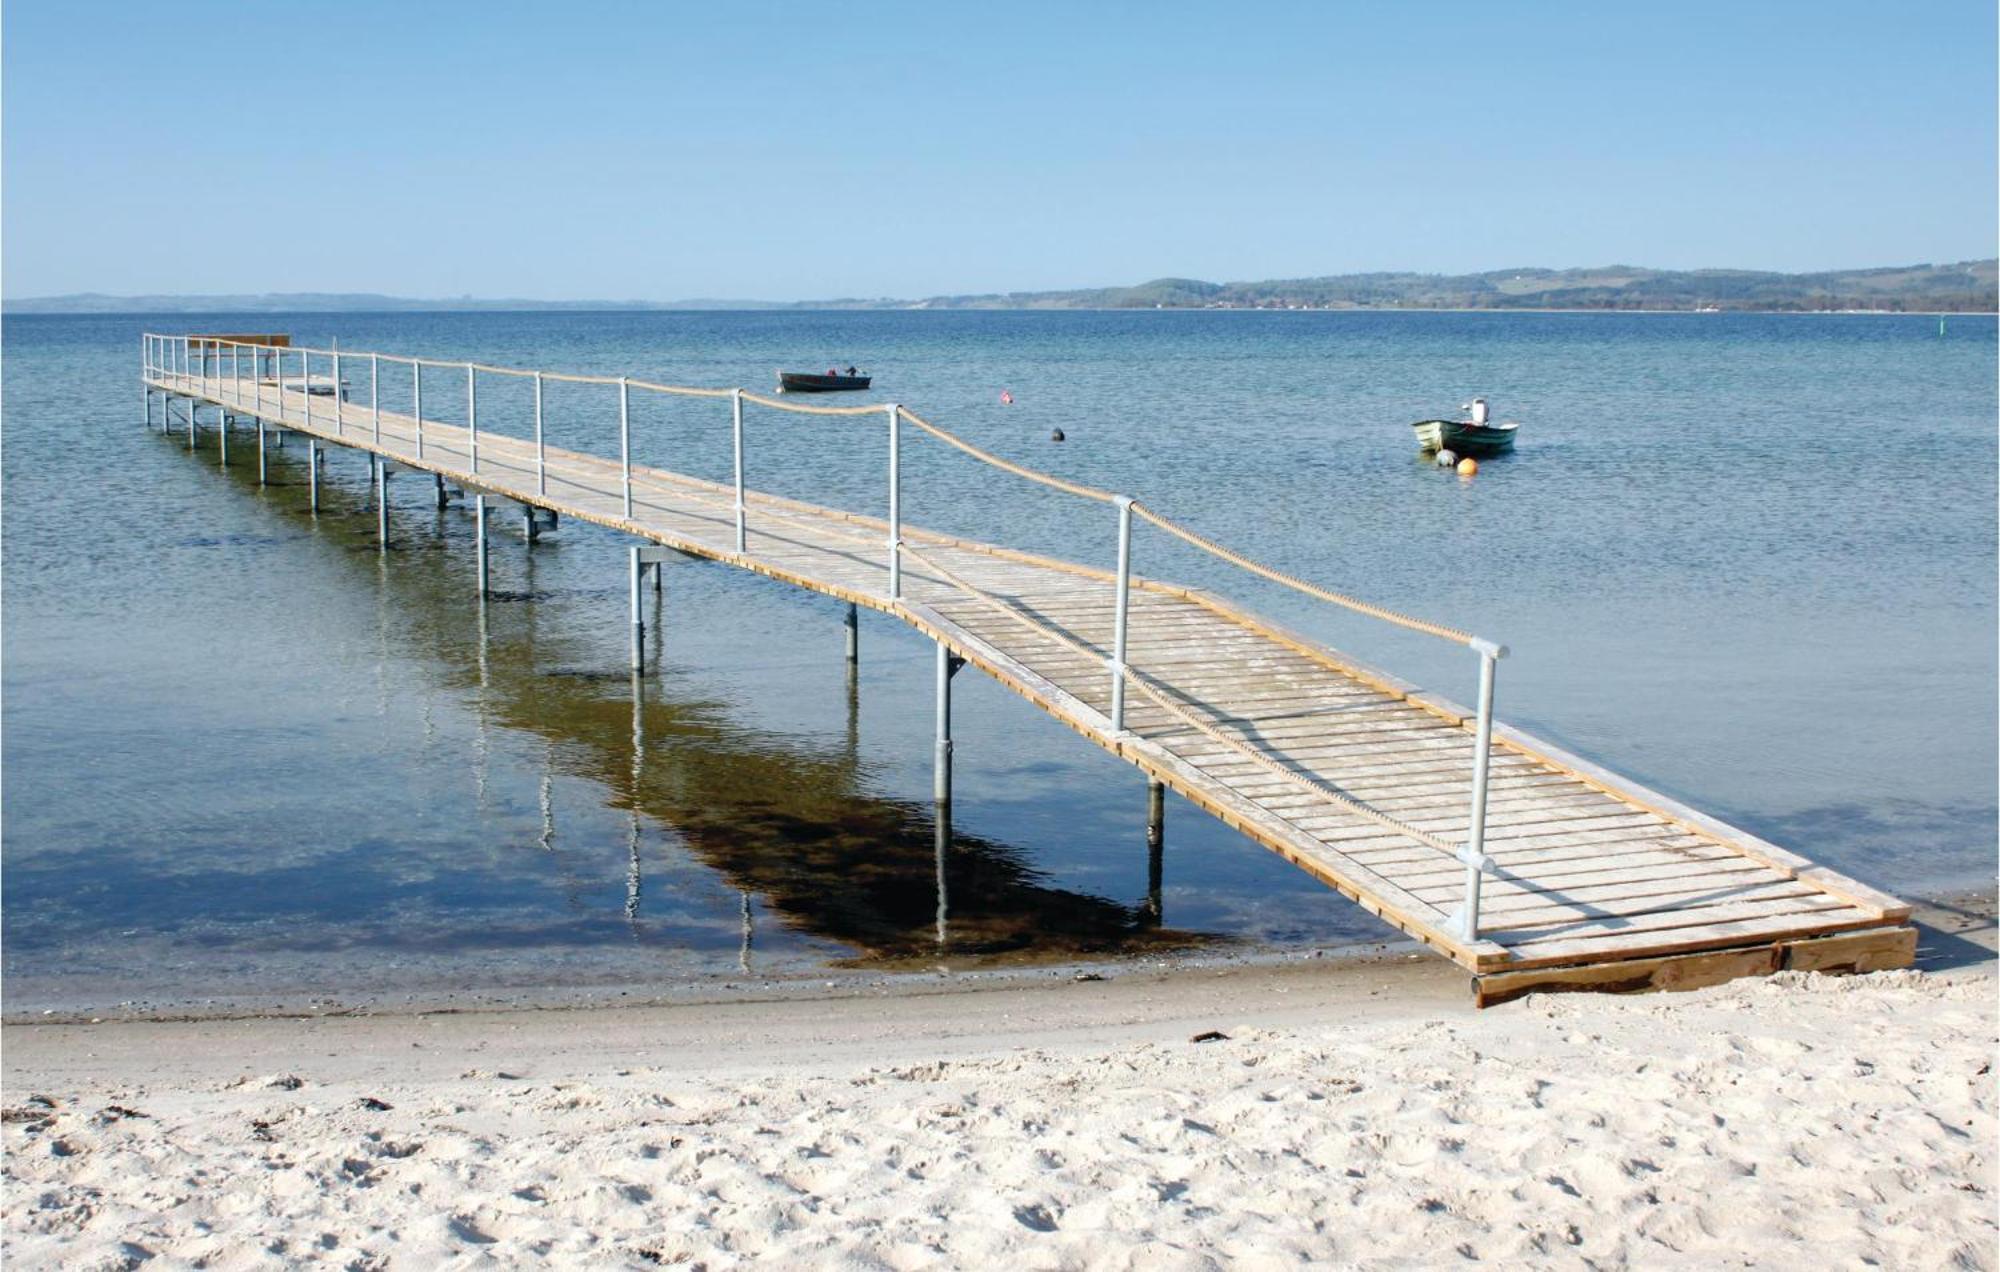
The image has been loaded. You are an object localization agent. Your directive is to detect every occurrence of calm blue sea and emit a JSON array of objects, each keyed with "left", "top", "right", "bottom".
[{"left": 4, "top": 310, "right": 1994, "bottom": 1011}]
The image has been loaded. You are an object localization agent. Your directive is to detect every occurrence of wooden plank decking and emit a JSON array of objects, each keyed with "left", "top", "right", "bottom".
[{"left": 146, "top": 362, "right": 1917, "bottom": 1000}]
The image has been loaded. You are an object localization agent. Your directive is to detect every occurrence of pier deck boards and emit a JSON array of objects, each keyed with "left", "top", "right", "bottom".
[{"left": 147, "top": 366, "right": 1915, "bottom": 998}]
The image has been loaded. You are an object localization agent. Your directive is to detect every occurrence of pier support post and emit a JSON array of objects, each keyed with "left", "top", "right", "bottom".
[
  {"left": 844, "top": 601, "right": 859, "bottom": 664},
  {"left": 375, "top": 459, "right": 390, "bottom": 550},
  {"left": 256, "top": 417, "right": 267, "bottom": 485},
  {"left": 217, "top": 409, "right": 229, "bottom": 466},
  {"left": 187, "top": 399, "right": 196, "bottom": 447},
  {"left": 308, "top": 437, "right": 320, "bottom": 512},
  {"left": 435, "top": 473, "right": 449, "bottom": 511},
  {"left": 934, "top": 802, "right": 951, "bottom": 949},
  {"left": 525, "top": 504, "right": 539, "bottom": 544},
  {"left": 474, "top": 495, "right": 490, "bottom": 599},
  {"left": 1144, "top": 778, "right": 1165, "bottom": 926},
  {"left": 934, "top": 642, "right": 964, "bottom": 806},
  {"left": 629, "top": 545, "right": 646, "bottom": 672}
]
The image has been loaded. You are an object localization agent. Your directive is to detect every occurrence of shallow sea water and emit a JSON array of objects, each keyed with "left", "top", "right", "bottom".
[{"left": 4, "top": 310, "right": 1993, "bottom": 1009}]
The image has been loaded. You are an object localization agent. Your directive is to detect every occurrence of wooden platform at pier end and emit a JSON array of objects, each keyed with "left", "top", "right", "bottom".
[{"left": 144, "top": 358, "right": 1916, "bottom": 1004}]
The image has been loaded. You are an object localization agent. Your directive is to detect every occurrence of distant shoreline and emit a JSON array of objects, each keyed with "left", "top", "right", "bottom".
[
  {"left": 8, "top": 258, "right": 1993, "bottom": 315},
  {"left": 6, "top": 305, "right": 1995, "bottom": 317}
]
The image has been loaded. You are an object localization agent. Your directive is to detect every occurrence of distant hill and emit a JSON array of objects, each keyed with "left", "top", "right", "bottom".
[
  {"left": 889, "top": 261, "right": 1998, "bottom": 312},
  {"left": 7, "top": 261, "right": 1993, "bottom": 313}
]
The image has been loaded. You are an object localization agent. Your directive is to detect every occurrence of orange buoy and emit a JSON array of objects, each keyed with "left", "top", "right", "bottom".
[{"left": 1456, "top": 457, "right": 1479, "bottom": 477}]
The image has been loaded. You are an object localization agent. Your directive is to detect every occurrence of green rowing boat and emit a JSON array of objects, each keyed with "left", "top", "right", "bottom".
[{"left": 1412, "top": 416, "right": 1518, "bottom": 457}]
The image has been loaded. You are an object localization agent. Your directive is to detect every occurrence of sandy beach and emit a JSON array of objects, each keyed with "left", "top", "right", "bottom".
[{"left": 5, "top": 900, "right": 1994, "bottom": 1271}]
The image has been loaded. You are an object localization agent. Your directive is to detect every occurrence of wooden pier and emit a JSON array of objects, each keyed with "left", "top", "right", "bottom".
[{"left": 140, "top": 335, "right": 1917, "bottom": 1004}]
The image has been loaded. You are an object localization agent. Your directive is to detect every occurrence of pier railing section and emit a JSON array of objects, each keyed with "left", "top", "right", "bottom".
[{"left": 143, "top": 332, "right": 1508, "bottom": 941}]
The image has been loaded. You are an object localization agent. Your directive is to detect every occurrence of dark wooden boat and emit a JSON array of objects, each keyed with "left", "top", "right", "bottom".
[
  {"left": 778, "top": 370, "right": 871, "bottom": 393},
  {"left": 1412, "top": 417, "right": 1518, "bottom": 457}
]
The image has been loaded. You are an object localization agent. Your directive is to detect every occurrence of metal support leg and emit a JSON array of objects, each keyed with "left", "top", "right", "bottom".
[
  {"left": 629, "top": 546, "right": 645, "bottom": 672},
  {"left": 934, "top": 642, "right": 964, "bottom": 806},
  {"left": 256, "top": 418, "right": 267, "bottom": 485},
  {"left": 435, "top": 473, "right": 449, "bottom": 511},
  {"left": 1144, "top": 778, "right": 1165, "bottom": 925},
  {"left": 525, "top": 505, "right": 539, "bottom": 544},
  {"left": 844, "top": 602, "right": 859, "bottom": 663},
  {"left": 218, "top": 408, "right": 229, "bottom": 466},
  {"left": 474, "top": 495, "right": 490, "bottom": 599},
  {"left": 934, "top": 802, "right": 951, "bottom": 949},
  {"left": 375, "top": 459, "right": 390, "bottom": 550},
  {"left": 308, "top": 437, "right": 320, "bottom": 512},
  {"left": 187, "top": 399, "right": 196, "bottom": 446}
]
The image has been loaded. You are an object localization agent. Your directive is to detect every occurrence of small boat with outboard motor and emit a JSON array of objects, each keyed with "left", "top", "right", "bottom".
[
  {"left": 1412, "top": 397, "right": 1518, "bottom": 456},
  {"left": 778, "top": 369, "right": 872, "bottom": 393}
]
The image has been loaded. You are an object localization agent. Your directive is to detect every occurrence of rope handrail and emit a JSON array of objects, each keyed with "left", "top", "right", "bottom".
[
  {"left": 148, "top": 331, "right": 1484, "bottom": 647},
  {"left": 894, "top": 540, "right": 1468, "bottom": 873},
  {"left": 738, "top": 389, "right": 883, "bottom": 416},
  {"left": 215, "top": 370, "right": 1464, "bottom": 872},
  {"left": 895, "top": 405, "right": 1118, "bottom": 504},
  {"left": 1130, "top": 502, "right": 1478, "bottom": 648}
]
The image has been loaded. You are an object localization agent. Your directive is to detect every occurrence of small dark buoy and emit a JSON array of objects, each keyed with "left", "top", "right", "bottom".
[{"left": 1050, "top": 427, "right": 1066, "bottom": 442}]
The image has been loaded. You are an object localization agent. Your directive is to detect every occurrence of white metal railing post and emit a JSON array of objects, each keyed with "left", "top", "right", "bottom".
[
  {"left": 303, "top": 350, "right": 313, "bottom": 431},
  {"left": 467, "top": 364, "right": 479, "bottom": 474},
  {"left": 1459, "top": 638, "right": 1506, "bottom": 941},
  {"left": 618, "top": 376, "right": 632, "bottom": 518},
  {"left": 231, "top": 341, "right": 239, "bottom": 394},
  {"left": 1109, "top": 495, "right": 1135, "bottom": 732},
  {"left": 886, "top": 403, "right": 902, "bottom": 599},
  {"left": 731, "top": 388, "right": 746, "bottom": 552},
  {"left": 255, "top": 342, "right": 264, "bottom": 414},
  {"left": 333, "top": 346, "right": 344, "bottom": 434},
  {"left": 371, "top": 354, "right": 380, "bottom": 443},
  {"left": 533, "top": 371, "right": 546, "bottom": 495},
  {"left": 414, "top": 361, "right": 424, "bottom": 457}
]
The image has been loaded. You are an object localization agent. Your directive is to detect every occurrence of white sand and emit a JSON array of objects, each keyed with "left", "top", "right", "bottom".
[{"left": 4, "top": 958, "right": 1994, "bottom": 1270}]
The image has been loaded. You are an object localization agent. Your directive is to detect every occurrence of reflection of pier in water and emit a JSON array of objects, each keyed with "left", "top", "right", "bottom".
[{"left": 206, "top": 436, "right": 1194, "bottom": 967}]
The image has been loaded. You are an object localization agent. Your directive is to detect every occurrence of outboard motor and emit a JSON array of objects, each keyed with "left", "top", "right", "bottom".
[{"left": 1466, "top": 397, "right": 1490, "bottom": 427}]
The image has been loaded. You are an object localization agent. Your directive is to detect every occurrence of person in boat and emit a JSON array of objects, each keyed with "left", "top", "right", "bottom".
[{"left": 845, "top": 365, "right": 858, "bottom": 376}]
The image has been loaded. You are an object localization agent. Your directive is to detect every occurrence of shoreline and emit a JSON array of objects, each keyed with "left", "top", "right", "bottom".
[
  {"left": 8, "top": 886, "right": 1990, "bottom": 1028},
  {"left": 4, "top": 897, "right": 1991, "bottom": 1268}
]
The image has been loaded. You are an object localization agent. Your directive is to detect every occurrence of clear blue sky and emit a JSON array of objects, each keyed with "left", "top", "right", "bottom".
[{"left": 4, "top": 0, "right": 1994, "bottom": 300}]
